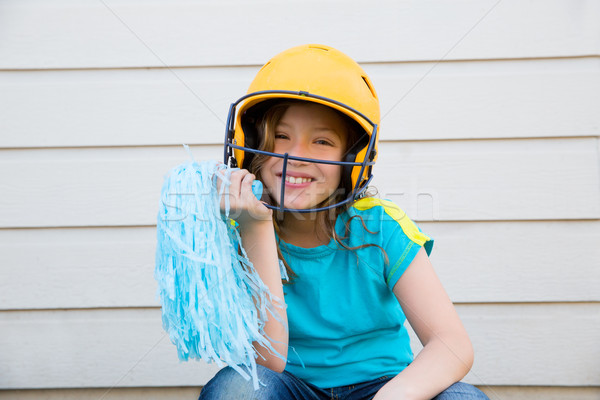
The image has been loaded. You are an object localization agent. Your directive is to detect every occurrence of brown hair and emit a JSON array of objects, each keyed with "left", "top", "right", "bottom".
[{"left": 248, "top": 100, "right": 386, "bottom": 282}]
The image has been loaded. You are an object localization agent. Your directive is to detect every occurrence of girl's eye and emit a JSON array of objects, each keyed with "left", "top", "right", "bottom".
[
  {"left": 315, "top": 139, "right": 334, "bottom": 146},
  {"left": 274, "top": 133, "right": 288, "bottom": 140}
]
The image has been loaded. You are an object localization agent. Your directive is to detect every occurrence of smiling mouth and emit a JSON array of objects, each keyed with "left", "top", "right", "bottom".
[{"left": 284, "top": 175, "right": 314, "bottom": 184}]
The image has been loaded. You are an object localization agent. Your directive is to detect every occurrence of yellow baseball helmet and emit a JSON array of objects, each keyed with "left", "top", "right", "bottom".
[{"left": 224, "top": 44, "right": 380, "bottom": 212}]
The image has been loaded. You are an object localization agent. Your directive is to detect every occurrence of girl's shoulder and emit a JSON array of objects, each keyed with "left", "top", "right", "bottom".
[
  {"left": 346, "top": 197, "right": 411, "bottom": 230},
  {"left": 345, "top": 197, "right": 432, "bottom": 251},
  {"left": 349, "top": 197, "right": 405, "bottom": 219}
]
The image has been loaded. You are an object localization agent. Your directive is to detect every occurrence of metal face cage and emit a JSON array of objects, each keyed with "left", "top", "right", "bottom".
[{"left": 224, "top": 90, "right": 378, "bottom": 213}]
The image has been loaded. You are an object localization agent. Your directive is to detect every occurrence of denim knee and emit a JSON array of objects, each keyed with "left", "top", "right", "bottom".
[
  {"left": 198, "top": 365, "right": 286, "bottom": 400},
  {"left": 433, "top": 382, "right": 490, "bottom": 400}
]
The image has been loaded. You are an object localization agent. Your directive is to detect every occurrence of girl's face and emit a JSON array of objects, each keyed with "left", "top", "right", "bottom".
[{"left": 261, "top": 103, "right": 347, "bottom": 210}]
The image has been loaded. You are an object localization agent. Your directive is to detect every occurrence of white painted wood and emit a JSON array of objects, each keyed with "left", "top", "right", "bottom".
[
  {"left": 373, "top": 58, "right": 600, "bottom": 142},
  {"left": 479, "top": 386, "right": 600, "bottom": 400},
  {"left": 1, "top": 386, "right": 599, "bottom": 400},
  {"left": 0, "top": 227, "right": 158, "bottom": 310},
  {"left": 0, "top": 304, "right": 597, "bottom": 389},
  {"left": 0, "top": 1, "right": 596, "bottom": 397},
  {"left": 378, "top": 137, "right": 600, "bottom": 222},
  {"left": 0, "top": 308, "right": 221, "bottom": 390},
  {"left": 0, "top": 145, "right": 207, "bottom": 229},
  {"left": 0, "top": 386, "right": 201, "bottom": 400},
  {"left": 1, "top": 58, "right": 598, "bottom": 148},
  {"left": 0, "top": 138, "right": 597, "bottom": 228},
  {"left": 0, "top": 387, "right": 204, "bottom": 400},
  {"left": 0, "top": 67, "right": 248, "bottom": 148},
  {"left": 421, "top": 220, "right": 600, "bottom": 303},
  {"left": 0, "top": 221, "right": 598, "bottom": 311},
  {"left": 1, "top": 0, "right": 598, "bottom": 69},
  {"left": 405, "top": 303, "right": 600, "bottom": 387}
]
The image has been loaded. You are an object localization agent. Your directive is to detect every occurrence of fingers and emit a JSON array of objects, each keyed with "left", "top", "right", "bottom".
[
  {"left": 240, "top": 172, "right": 258, "bottom": 201},
  {"left": 220, "top": 169, "right": 265, "bottom": 210},
  {"left": 221, "top": 169, "right": 273, "bottom": 225},
  {"left": 221, "top": 170, "right": 272, "bottom": 223},
  {"left": 227, "top": 169, "right": 254, "bottom": 199}
]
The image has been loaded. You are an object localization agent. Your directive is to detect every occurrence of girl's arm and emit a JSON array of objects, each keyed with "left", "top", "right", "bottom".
[
  {"left": 222, "top": 170, "right": 288, "bottom": 372},
  {"left": 240, "top": 219, "right": 288, "bottom": 372},
  {"left": 373, "top": 247, "right": 474, "bottom": 400}
]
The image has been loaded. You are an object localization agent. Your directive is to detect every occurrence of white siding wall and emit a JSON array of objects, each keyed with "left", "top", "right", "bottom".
[{"left": 1, "top": 1, "right": 599, "bottom": 399}]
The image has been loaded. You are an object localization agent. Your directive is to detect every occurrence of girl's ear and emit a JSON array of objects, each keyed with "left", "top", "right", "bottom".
[
  {"left": 341, "top": 150, "right": 356, "bottom": 193},
  {"left": 341, "top": 130, "right": 369, "bottom": 193}
]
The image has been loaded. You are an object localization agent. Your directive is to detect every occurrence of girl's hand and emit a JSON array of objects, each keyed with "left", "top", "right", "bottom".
[{"left": 218, "top": 169, "right": 272, "bottom": 227}]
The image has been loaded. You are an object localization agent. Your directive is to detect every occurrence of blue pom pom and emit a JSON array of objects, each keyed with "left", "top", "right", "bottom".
[{"left": 154, "top": 158, "right": 285, "bottom": 390}]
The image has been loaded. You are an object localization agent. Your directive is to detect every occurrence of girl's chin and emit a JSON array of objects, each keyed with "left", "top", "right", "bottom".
[
  {"left": 265, "top": 188, "right": 331, "bottom": 210},
  {"left": 276, "top": 199, "right": 324, "bottom": 211}
]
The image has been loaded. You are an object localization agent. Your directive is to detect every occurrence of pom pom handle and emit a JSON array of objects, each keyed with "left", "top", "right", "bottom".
[{"left": 251, "top": 180, "right": 263, "bottom": 200}]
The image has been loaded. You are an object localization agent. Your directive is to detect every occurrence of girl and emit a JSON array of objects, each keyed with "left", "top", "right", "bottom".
[{"left": 199, "top": 44, "right": 489, "bottom": 400}]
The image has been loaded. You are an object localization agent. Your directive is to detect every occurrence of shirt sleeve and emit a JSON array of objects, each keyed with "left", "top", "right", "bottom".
[
  {"left": 350, "top": 198, "right": 434, "bottom": 289},
  {"left": 377, "top": 201, "right": 434, "bottom": 289}
]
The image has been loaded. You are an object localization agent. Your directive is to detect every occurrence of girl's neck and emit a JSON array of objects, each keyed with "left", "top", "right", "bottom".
[{"left": 278, "top": 212, "right": 332, "bottom": 248}]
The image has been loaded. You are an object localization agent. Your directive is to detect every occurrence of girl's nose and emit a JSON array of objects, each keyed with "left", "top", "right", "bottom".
[{"left": 287, "top": 140, "right": 311, "bottom": 162}]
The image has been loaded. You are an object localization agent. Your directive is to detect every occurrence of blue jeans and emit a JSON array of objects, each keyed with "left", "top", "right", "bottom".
[{"left": 198, "top": 365, "right": 490, "bottom": 400}]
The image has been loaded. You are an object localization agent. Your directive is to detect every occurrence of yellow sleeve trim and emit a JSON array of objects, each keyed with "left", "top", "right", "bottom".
[{"left": 353, "top": 198, "right": 431, "bottom": 246}]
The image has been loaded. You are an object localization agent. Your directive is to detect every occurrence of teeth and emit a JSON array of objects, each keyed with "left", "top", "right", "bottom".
[{"left": 285, "top": 176, "right": 312, "bottom": 184}]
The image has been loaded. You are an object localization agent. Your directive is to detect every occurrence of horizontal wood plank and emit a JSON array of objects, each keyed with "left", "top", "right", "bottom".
[
  {"left": 423, "top": 220, "right": 600, "bottom": 303},
  {"left": 378, "top": 137, "right": 600, "bottom": 221},
  {"left": 0, "top": 387, "right": 203, "bottom": 400},
  {"left": 0, "top": 308, "right": 220, "bottom": 390},
  {"left": 1, "top": 0, "right": 598, "bottom": 69},
  {"left": 479, "top": 386, "right": 600, "bottom": 400},
  {"left": 0, "top": 227, "right": 157, "bottom": 310},
  {"left": 0, "top": 221, "right": 598, "bottom": 311},
  {"left": 410, "top": 303, "right": 600, "bottom": 387},
  {"left": 1, "top": 386, "right": 599, "bottom": 400},
  {"left": 0, "top": 304, "right": 597, "bottom": 389},
  {"left": 0, "top": 138, "right": 597, "bottom": 228},
  {"left": 1, "top": 58, "right": 598, "bottom": 148}
]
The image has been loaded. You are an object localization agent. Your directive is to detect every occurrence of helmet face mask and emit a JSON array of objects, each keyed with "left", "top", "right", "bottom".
[{"left": 223, "top": 45, "right": 380, "bottom": 213}]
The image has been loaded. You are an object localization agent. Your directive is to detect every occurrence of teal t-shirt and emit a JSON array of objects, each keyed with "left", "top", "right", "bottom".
[{"left": 280, "top": 198, "right": 433, "bottom": 388}]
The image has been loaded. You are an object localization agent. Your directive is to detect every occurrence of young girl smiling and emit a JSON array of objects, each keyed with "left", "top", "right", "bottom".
[{"left": 199, "top": 44, "right": 489, "bottom": 400}]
